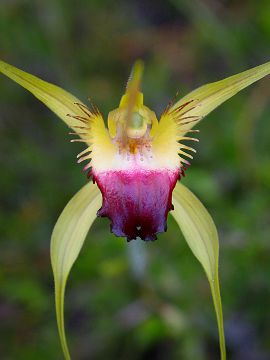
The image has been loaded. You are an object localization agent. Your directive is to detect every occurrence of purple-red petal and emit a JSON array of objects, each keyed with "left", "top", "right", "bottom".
[{"left": 93, "top": 169, "right": 179, "bottom": 241}]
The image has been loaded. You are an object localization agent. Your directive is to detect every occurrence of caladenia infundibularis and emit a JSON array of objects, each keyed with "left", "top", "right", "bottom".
[{"left": 0, "top": 58, "right": 269, "bottom": 360}]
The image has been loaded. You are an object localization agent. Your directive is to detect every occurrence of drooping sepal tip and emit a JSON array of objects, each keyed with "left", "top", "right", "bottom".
[
  {"left": 51, "top": 183, "right": 102, "bottom": 360},
  {"left": 171, "top": 183, "right": 226, "bottom": 360}
]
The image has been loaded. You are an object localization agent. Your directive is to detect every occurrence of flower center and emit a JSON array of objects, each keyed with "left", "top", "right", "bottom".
[{"left": 69, "top": 61, "right": 199, "bottom": 241}]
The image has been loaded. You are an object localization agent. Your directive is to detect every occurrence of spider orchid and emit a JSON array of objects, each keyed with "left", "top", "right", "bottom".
[{"left": 0, "top": 59, "right": 269, "bottom": 360}]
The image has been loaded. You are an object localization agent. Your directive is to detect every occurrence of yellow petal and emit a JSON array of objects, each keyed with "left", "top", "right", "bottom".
[
  {"left": 168, "top": 61, "right": 270, "bottom": 133},
  {"left": 171, "top": 182, "right": 226, "bottom": 360},
  {"left": 0, "top": 59, "right": 91, "bottom": 132},
  {"left": 51, "top": 182, "right": 102, "bottom": 360},
  {"left": 120, "top": 59, "right": 144, "bottom": 110}
]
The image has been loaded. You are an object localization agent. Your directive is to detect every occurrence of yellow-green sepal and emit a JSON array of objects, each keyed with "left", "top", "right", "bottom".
[
  {"left": 170, "top": 61, "right": 270, "bottom": 132},
  {"left": 171, "top": 182, "right": 226, "bottom": 360},
  {"left": 51, "top": 182, "right": 102, "bottom": 360},
  {"left": 0, "top": 59, "right": 87, "bottom": 132}
]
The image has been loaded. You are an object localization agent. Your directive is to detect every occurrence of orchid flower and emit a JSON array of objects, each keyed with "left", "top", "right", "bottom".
[{"left": 0, "top": 59, "right": 269, "bottom": 360}]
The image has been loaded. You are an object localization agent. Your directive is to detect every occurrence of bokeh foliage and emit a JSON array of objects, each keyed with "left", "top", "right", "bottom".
[{"left": 0, "top": 0, "right": 270, "bottom": 359}]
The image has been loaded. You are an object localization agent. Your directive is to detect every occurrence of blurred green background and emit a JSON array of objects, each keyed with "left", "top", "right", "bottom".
[{"left": 0, "top": 0, "right": 270, "bottom": 359}]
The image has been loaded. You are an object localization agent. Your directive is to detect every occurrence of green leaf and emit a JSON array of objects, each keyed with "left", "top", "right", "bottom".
[
  {"left": 171, "top": 182, "right": 226, "bottom": 360},
  {"left": 0, "top": 59, "right": 88, "bottom": 132},
  {"left": 51, "top": 182, "right": 102, "bottom": 360},
  {"left": 170, "top": 61, "right": 270, "bottom": 132}
]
